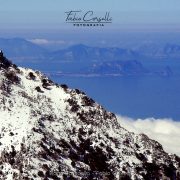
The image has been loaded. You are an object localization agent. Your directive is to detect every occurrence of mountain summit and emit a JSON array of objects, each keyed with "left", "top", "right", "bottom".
[{"left": 0, "top": 53, "right": 179, "bottom": 180}]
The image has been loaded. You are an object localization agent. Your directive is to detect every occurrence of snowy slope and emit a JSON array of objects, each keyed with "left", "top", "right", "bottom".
[{"left": 0, "top": 53, "right": 180, "bottom": 180}]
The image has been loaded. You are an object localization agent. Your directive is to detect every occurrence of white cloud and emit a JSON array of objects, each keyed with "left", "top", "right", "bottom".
[
  {"left": 117, "top": 115, "right": 180, "bottom": 156},
  {"left": 28, "top": 39, "right": 66, "bottom": 45}
]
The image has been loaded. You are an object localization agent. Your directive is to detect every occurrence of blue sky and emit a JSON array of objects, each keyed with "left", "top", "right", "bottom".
[{"left": 0, "top": 0, "right": 180, "bottom": 30}]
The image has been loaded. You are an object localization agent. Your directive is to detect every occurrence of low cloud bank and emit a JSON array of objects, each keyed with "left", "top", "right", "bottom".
[
  {"left": 29, "top": 39, "right": 66, "bottom": 45},
  {"left": 117, "top": 115, "right": 180, "bottom": 156}
]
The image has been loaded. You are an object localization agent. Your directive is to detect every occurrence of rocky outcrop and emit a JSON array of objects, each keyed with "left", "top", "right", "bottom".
[{"left": 0, "top": 53, "right": 179, "bottom": 179}]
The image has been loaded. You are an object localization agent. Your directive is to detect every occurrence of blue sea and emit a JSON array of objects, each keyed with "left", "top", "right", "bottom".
[{"left": 19, "top": 59, "right": 180, "bottom": 121}]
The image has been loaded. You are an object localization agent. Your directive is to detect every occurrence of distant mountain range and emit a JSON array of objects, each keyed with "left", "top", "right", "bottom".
[
  {"left": 0, "top": 38, "right": 47, "bottom": 61},
  {"left": 50, "top": 44, "right": 139, "bottom": 62},
  {"left": 134, "top": 43, "right": 180, "bottom": 59},
  {"left": 0, "top": 38, "right": 140, "bottom": 62},
  {"left": 0, "top": 38, "right": 177, "bottom": 76},
  {"left": 1, "top": 38, "right": 180, "bottom": 63}
]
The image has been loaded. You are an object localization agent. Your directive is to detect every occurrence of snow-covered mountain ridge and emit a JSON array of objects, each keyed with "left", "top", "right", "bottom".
[{"left": 0, "top": 52, "right": 179, "bottom": 180}]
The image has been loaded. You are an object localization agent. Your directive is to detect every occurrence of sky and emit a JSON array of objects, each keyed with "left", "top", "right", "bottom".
[
  {"left": 0, "top": 0, "right": 180, "bottom": 31},
  {"left": 1, "top": 0, "right": 180, "bottom": 46}
]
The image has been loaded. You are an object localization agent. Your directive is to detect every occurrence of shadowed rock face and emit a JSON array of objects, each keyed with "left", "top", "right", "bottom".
[
  {"left": 0, "top": 50, "right": 3, "bottom": 58},
  {"left": 0, "top": 53, "right": 179, "bottom": 180},
  {"left": 0, "top": 50, "right": 14, "bottom": 70}
]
